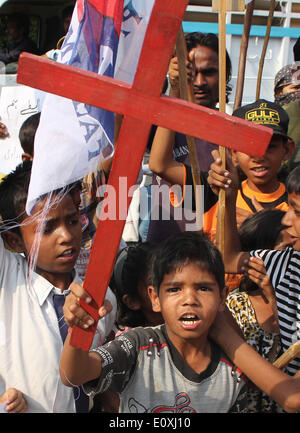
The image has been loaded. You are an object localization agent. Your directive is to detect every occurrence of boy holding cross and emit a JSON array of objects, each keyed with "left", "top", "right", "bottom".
[
  {"left": 62, "top": 225, "right": 300, "bottom": 413},
  {"left": 60, "top": 231, "right": 248, "bottom": 413}
]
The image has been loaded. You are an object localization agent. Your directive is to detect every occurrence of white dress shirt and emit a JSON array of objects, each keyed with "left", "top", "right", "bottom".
[{"left": 0, "top": 236, "right": 117, "bottom": 412}]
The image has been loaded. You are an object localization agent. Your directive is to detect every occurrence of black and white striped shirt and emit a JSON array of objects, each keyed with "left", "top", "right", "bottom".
[{"left": 251, "top": 247, "right": 300, "bottom": 375}]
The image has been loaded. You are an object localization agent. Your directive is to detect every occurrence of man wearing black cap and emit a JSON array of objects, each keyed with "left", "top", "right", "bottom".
[{"left": 149, "top": 99, "right": 295, "bottom": 242}]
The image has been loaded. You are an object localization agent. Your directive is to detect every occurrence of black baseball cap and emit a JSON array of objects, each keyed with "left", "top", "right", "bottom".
[{"left": 232, "top": 99, "right": 289, "bottom": 138}]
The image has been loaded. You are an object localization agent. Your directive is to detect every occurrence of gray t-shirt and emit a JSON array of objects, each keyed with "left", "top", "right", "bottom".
[{"left": 83, "top": 325, "right": 246, "bottom": 413}]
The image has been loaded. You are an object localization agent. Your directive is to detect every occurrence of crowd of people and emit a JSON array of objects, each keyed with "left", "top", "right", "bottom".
[{"left": 1, "top": 25, "right": 300, "bottom": 415}]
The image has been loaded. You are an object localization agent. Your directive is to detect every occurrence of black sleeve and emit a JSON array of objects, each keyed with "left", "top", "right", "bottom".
[{"left": 82, "top": 330, "right": 141, "bottom": 396}]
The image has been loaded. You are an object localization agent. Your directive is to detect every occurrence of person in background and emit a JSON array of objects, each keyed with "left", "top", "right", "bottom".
[
  {"left": 225, "top": 209, "right": 294, "bottom": 412},
  {"left": 146, "top": 32, "right": 232, "bottom": 244},
  {"left": 274, "top": 64, "right": 300, "bottom": 108},
  {"left": 0, "top": 13, "right": 39, "bottom": 70},
  {"left": 18, "top": 112, "right": 40, "bottom": 162},
  {"left": 274, "top": 64, "right": 300, "bottom": 172}
]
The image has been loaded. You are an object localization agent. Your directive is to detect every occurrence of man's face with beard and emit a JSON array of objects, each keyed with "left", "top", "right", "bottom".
[{"left": 192, "top": 45, "right": 219, "bottom": 109}]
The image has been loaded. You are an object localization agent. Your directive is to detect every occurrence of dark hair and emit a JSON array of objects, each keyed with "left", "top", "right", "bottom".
[
  {"left": 151, "top": 231, "right": 225, "bottom": 293},
  {"left": 19, "top": 112, "right": 41, "bottom": 156},
  {"left": 185, "top": 32, "right": 232, "bottom": 98},
  {"left": 294, "top": 36, "right": 300, "bottom": 62},
  {"left": 239, "top": 209, "right": 287, "bottom": 251},
  {"left": 8, "top": 13, "right": 30, "bottom": 37},
  {"left": 62, "top": 5, "right": 74, "bottom": 20},
  {"left": 110, "top": 242, "right": 156, "bottom": 328},
  {"left": 0, "top": 160, "right": 81, "bottom": 234},
  {"left": 286, "top": 165, "right": 300, "bottom": 195},
  {"left": 0, "top": 160, "right": 32, "bottom": 233},
  {"left": 238, "top": 209, "right": 287, "bottom": 292}
]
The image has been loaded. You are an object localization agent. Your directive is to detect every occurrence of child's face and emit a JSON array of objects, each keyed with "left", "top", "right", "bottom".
[
  {"left": 282, "top": 192, "right": 300, "bottom": 249},
  {"left": 19, "top": 194, "right": 82, "bottom": 288},
  {"left": 149, "top": 262, "right": 226, "bottom": 345},
  {"left": 232, "top": 135, "right": 293, "bottom": 192}
]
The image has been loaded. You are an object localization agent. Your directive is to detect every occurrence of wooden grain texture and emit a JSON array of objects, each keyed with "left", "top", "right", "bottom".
[
  {"left": 273, "top": 341, "right": 300, "bottom": 370},
  {"left": 212, "top": 0, "right": 244, "bottom": 11}
]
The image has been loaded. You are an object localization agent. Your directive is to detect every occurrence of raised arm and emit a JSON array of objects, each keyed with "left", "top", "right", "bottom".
[
  {"left": 211, "top": 312, "right": 300, "bottom": 413},
  {"left": 149, "top": 55, "right": 193, "bottom": 186},
  {"left": 148, "top": 126, "right": 183, "bottom": 185},
  {"left": 60, "top": 331, "right": 102, "bottom": 387},
  {"left": 207, "top": 149, "right": 249, "bottom": 272},
  {"left": 60, "top": 282, "right": 111, "bottom": 386}
]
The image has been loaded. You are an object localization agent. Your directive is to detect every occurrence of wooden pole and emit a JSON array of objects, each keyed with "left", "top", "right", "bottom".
[
  {"left": 217, "top": 0, "right": 227, "bottom": 257},
  {"left": 176, "top": 26, "right": 202, "bottom": 232},
  {"left": 212, "top": 0, "right": 244, "bottom": 254},
  {"left": 234, "top": 0, "right": 255, "bottom": 110},
  {"left": 256, "top": 0, "right": 276, "bottom": 100},
  {"left": 273, "top": 341, "right": 300, "bottom": 370}
]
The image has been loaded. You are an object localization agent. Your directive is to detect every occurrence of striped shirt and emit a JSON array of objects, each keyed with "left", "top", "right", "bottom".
[{"left": 251, "top": 247, "right": 300, "bottom": 375}]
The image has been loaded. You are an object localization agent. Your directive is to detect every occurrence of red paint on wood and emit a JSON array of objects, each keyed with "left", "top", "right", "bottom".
[
  {"left": 18, "top": 54, "right": 272, "bottom": 157},
  {"left": 17, "top": 0, "right": 272, "bottom": 350}
]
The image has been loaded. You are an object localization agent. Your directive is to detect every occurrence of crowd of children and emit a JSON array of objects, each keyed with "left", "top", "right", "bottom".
[{"left": 1, "top": 30, "right": 300, "bottom": 415}]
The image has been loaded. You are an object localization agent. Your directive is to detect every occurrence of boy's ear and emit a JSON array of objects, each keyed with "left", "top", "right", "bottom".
[
  {"left": 1, "top": 231, "right": 25, "bottom": 253},
  {"left": 122, "top": 294, "right": 141, "bottom": 311},
  {"left": 283, "top": 138, "right": 296, "bottom": 160},
  {"left": 218, "top": 286, "right": 228, "bottom": 313},
  {"left": 148, "top": 286, "right": 162, "bottom": 313}
]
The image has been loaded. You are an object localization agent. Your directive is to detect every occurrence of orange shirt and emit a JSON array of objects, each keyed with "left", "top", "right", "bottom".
[{"left": 171, "top": 164, "right": 289, "bottom": 240}]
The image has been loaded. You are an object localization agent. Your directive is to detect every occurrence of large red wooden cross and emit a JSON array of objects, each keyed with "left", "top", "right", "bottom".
[{"left": 17, "top": 0, "right": 272, "bottom": 350}]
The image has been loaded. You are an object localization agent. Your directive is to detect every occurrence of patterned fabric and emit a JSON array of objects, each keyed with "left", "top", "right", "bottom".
[
  {"left": 274, "top": 64, "right": 300, "bottom": 106},
  {"left": 226, "top": 291, "right": 282, "bottom": 413}
]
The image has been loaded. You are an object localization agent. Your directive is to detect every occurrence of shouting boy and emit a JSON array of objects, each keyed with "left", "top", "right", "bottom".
[{"left": 60, "top": 231, "right": 247, "bottom": 413}]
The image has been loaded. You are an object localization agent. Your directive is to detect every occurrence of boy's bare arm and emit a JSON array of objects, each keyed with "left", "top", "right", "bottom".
[
  {"left": 148, "top": 55, "right": 193, "bottom": 186},
  {"left": 60, "top": 332, "right": 102, "bottom": 387},
  {"left": 148, "top": 126, "right": 184, "bottom": 185},
  {"left": 210, "top": 313, "right": 300, "bottom": 413},
  {"left": 60, "top": 282, "right": 112, "bottom": 386},
  {"left": 207, "top": 150, "right": 249, "bottom": 272}
]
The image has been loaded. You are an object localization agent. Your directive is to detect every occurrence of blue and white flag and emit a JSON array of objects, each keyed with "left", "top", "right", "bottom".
[{"left": 26, "top": 0, "right": 154, "bottom": 215}]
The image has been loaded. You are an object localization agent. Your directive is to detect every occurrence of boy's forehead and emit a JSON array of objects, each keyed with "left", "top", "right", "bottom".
[
  {"left": 288, "top": 191, "right": 300, "bottom": 208},
  {"left": 28, "top": 194, "right": 76, "bottom": 219},
  {"left": 161, "top": 261, "right": 218, "bottom": 282}
]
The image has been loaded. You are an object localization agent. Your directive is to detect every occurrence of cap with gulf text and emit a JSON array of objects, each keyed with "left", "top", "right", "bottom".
[{"left": 232, "top": 99, "right": 289, "bottom": 138}]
